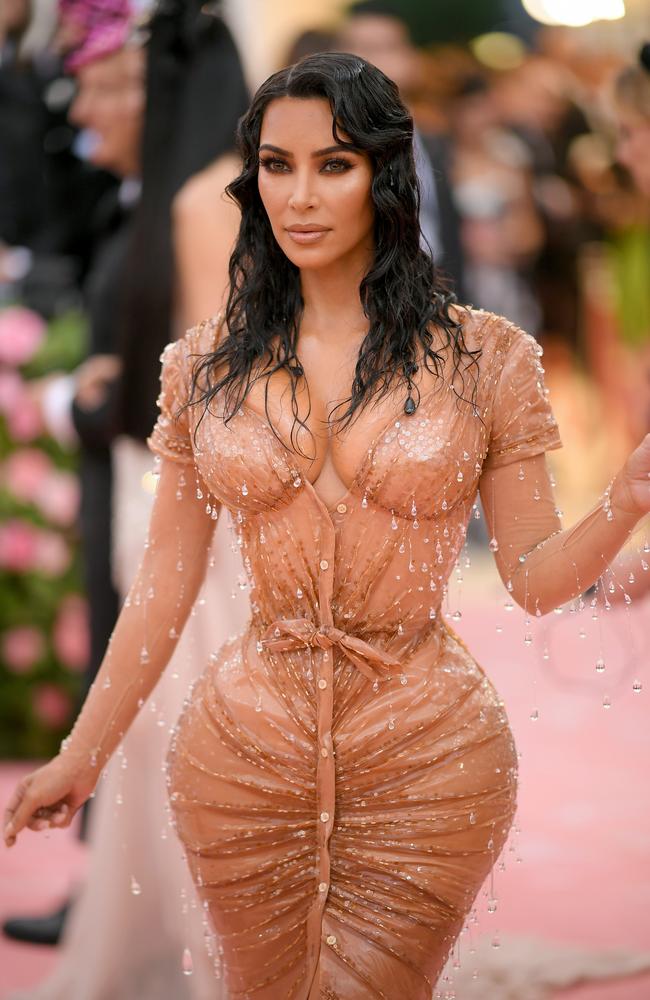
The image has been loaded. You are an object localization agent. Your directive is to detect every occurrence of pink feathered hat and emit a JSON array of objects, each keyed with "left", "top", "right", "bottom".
[{"left": 58, "top": 0, "right": 137, "bottom": 72}]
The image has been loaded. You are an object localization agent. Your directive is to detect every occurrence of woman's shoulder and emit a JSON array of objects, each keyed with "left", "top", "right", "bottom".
[
  {"left": 159, "top": 313, "right": 227, "bottom": 388},
  {"left": 451, "top": 303, "right": 538, "bottom": 359},
  {"left": 172, "top": 312, "right": 227, "bottom": 358}
]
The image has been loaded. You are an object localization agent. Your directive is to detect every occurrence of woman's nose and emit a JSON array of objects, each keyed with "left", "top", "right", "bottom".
[{"left": 288, "top": 170, "right": 319, "bottom": 212}]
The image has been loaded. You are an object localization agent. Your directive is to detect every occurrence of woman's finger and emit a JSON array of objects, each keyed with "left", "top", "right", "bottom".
[
  {"left": 5, "top": 781, "right": 50, "bottom": 843},
  {"left": 27, "top": 818, "right": 49, "bottom": 832},
  {"left": 3, "top": 779, "right": 30, "bottom": 845},
  {"left": 4, "top": 778, "right": 29, "bottom": 825},
  {"left": 49, "top": 806, "right": 70, "bottom": 827}
]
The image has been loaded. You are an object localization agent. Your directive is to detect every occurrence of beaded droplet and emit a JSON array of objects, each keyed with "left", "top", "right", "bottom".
[
  {"left": 182, "top": 947, "right": 194, "bottom": 976},
  {"left": 404, "top": 396, "right": 416, "bottom": 415}
]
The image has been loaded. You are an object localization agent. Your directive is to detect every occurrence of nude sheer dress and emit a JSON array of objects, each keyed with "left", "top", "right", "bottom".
[
  {"left": 144, "top": 307, "right": 564, "bottom": 999},
  {"left": 58, "top": 300, "right": 644, "bottom": 995}
]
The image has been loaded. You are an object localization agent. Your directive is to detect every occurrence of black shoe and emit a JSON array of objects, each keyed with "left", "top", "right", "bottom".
[{"left": 2, "top": 900, "right": 71, "bottom": 946}]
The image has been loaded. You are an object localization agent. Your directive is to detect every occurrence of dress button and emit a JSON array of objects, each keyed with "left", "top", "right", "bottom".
[
  {"left": 318, "top": 881, "right": 328, "bottom": 892},
  {"left": 326, "top": 934, "right": 337, "bottom": 946},
  {"left": 319, "top": 559, "right": 329, "bottom": 571},
  {"left": 320, "top": 747, "right": 328, "bottom": 757},
  {"left": 318, "top": 678, "right": 327, "bottom": 690},
  {"left": 336, "top": 503, "right": 347, "bottom": 514},
  {"left": 320, "top": 811, "right": 330, "bottom": 822}
]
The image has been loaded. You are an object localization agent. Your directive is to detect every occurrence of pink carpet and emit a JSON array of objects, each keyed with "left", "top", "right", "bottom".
[{"left": 1, "top": 586, "right": 649, "bottom": 999}]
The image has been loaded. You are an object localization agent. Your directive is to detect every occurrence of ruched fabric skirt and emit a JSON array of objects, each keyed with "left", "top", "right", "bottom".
[{"left": 167, "top": 622, "right": 518, "bottom": 1000}]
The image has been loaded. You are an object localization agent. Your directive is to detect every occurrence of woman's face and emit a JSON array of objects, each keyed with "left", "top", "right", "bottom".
[
  {"left": 615, "top": 105, "right": 650, "bottom": 197},
  {"left": 257, "top": 97, "right": 375, "bottom": 273},
  {"left": 70, "top": 46, "right": 145, "bottom": 178}
]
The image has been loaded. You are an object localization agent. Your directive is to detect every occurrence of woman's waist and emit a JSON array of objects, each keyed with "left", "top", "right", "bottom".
[{"left": 248, "top": 606, "right": 447, "bottom": 672}]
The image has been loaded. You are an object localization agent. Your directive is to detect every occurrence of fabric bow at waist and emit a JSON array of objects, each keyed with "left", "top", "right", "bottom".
[{"left": 261, "top": 618, "right": 400, "bottom": 682}]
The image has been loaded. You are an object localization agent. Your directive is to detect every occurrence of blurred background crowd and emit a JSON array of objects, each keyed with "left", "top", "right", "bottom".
[
  {"left": 2, "top": 0, "right": 649, "bottom": 762},
  {"left": 1, "top": 0, "right": 650, "bottom": 998}
]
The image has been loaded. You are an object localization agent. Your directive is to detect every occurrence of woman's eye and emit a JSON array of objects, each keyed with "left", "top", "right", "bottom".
[
  {"left": 260, "top": 158, "right": 289, "bottom": 173},
  {"left": 322, "top": 158, "right": 352, "bottom": 173}
]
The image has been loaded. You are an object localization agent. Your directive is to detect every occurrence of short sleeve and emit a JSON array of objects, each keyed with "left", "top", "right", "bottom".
[
  {"left": 484, "top": 322, "right": 562, "bottom": 469},
  {"left": 147, "top": 338, "right": 194, "bottom": 464}
]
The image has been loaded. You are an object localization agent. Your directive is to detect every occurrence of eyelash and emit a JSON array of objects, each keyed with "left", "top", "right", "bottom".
[{"left": 259, "top": 157, "right": 353, "bottom": 174}]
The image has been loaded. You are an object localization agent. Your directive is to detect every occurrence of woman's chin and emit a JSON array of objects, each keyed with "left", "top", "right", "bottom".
[{"left": 280, "top": 244, "right": 339, "bottom": 270}]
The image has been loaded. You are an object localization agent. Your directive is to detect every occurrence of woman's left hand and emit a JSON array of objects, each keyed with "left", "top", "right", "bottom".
[{"left": 612, "top": 432, "right": 650, "bottom": 518}]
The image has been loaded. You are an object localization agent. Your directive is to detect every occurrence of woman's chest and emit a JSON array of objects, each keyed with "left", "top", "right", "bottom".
[{"left": 190, "top": 380, "right": 489, "bottom": 520}]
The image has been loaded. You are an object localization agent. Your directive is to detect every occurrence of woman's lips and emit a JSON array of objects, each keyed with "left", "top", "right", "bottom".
[{"left": 285, "top": 228, "right": 331, "bottom": 245}]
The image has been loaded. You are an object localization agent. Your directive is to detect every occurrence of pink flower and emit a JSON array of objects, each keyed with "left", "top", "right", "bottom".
[
  {"left": 37, "top": 470, "right": 80, "bottom": 526},
  {"left": 6, "top": 394, "right": 43, "bottom": 442},
  {"left": 0, "top": 370, "right": 26, "bottom": 415},
  {"left": 0, "top": 307, "right": 46, "bottom": 366},
  {"left": 1, "top": 626, "right": 45, "bottom": 674},
  {"left": 32, "top": 684, "right": 72, "bottom": 729},
  {"left": 35, "top": 530, "right": 71, "bottom": 576},
  {"left": 53, "top": 595, "right": 89, "bottom": 671},
  {"left": 0, "top": 519, "right": 39, "bottom": 571},
  {"left": 3, "top": 449, "right": 53, "bottom": 503}
]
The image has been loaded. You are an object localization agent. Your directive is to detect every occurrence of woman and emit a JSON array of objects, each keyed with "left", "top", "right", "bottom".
[{"left": 5, "top": 54, "right": 650, "bottom": 999}]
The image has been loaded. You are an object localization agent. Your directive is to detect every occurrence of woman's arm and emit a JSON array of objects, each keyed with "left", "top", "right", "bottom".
[
  {"left": 480, "top": 434, "right": 650, "bottom": 615},
  {"left": 3, "top": 457, "right": 218, "bottom": 845}
]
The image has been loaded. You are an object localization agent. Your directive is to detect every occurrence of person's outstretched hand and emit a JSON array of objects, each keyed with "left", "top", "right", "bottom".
[
  {"left": 3, "top": 753, "right": 97, "bottom": 848},
  {"left": 613, "top": 433, "right": 650, "bottom": 517}
]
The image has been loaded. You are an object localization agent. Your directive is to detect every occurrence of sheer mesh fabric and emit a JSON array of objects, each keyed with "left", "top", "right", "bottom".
[{"left": 63, "top": 307, "right": 642, "bottom": 999}]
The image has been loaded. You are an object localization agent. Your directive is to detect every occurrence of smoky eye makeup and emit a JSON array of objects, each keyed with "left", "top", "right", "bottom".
[
  {"left": 259, "top": 156, "right": 290, "bottom": 172},
  {"left": 258, "top": 156, "right": 355, "bottom": 174}
]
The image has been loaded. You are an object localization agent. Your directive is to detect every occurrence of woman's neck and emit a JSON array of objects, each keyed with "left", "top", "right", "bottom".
[{"left": 298, "top": 248, "right": 372, "bottom": 344}]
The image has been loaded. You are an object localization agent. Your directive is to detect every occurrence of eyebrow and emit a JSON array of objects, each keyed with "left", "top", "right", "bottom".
[{"left": 258, "top": 143, "right": 362, "bottom": 157}]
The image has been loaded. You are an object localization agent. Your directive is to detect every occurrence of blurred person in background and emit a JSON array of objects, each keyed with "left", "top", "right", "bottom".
[
  {"left": 490, "top": 54, "right": 596, "bottom": 351},
  {"left": 3, "top": 0, "right": 146, "bottom": 948},
  {"left": 4, "top": 4, "right": 249, "bottom": 996},
  {"left": 0, "top": 0, "right": 117, "bottom": 310},
  {"left": 613, "top": 42, "right": 650, "bottom": 200},
  {"left": 337, "top": 0, "right": 466, "bottom": 299},
  {"left": 448, "top": 72, "right": 545, "bottom": 334},
  {"left": 283, "top": 26, "right": 336, "bottom": 66}
]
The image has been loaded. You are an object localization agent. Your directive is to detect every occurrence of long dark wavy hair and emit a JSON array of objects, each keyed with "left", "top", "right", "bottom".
[{"left": 190, "top": 52, "right": 479, "bottom": 453}]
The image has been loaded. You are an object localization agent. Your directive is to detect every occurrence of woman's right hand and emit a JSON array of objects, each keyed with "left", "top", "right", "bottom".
[{"left": 3, "top": 752, "right": 97, "bottom": 848}]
